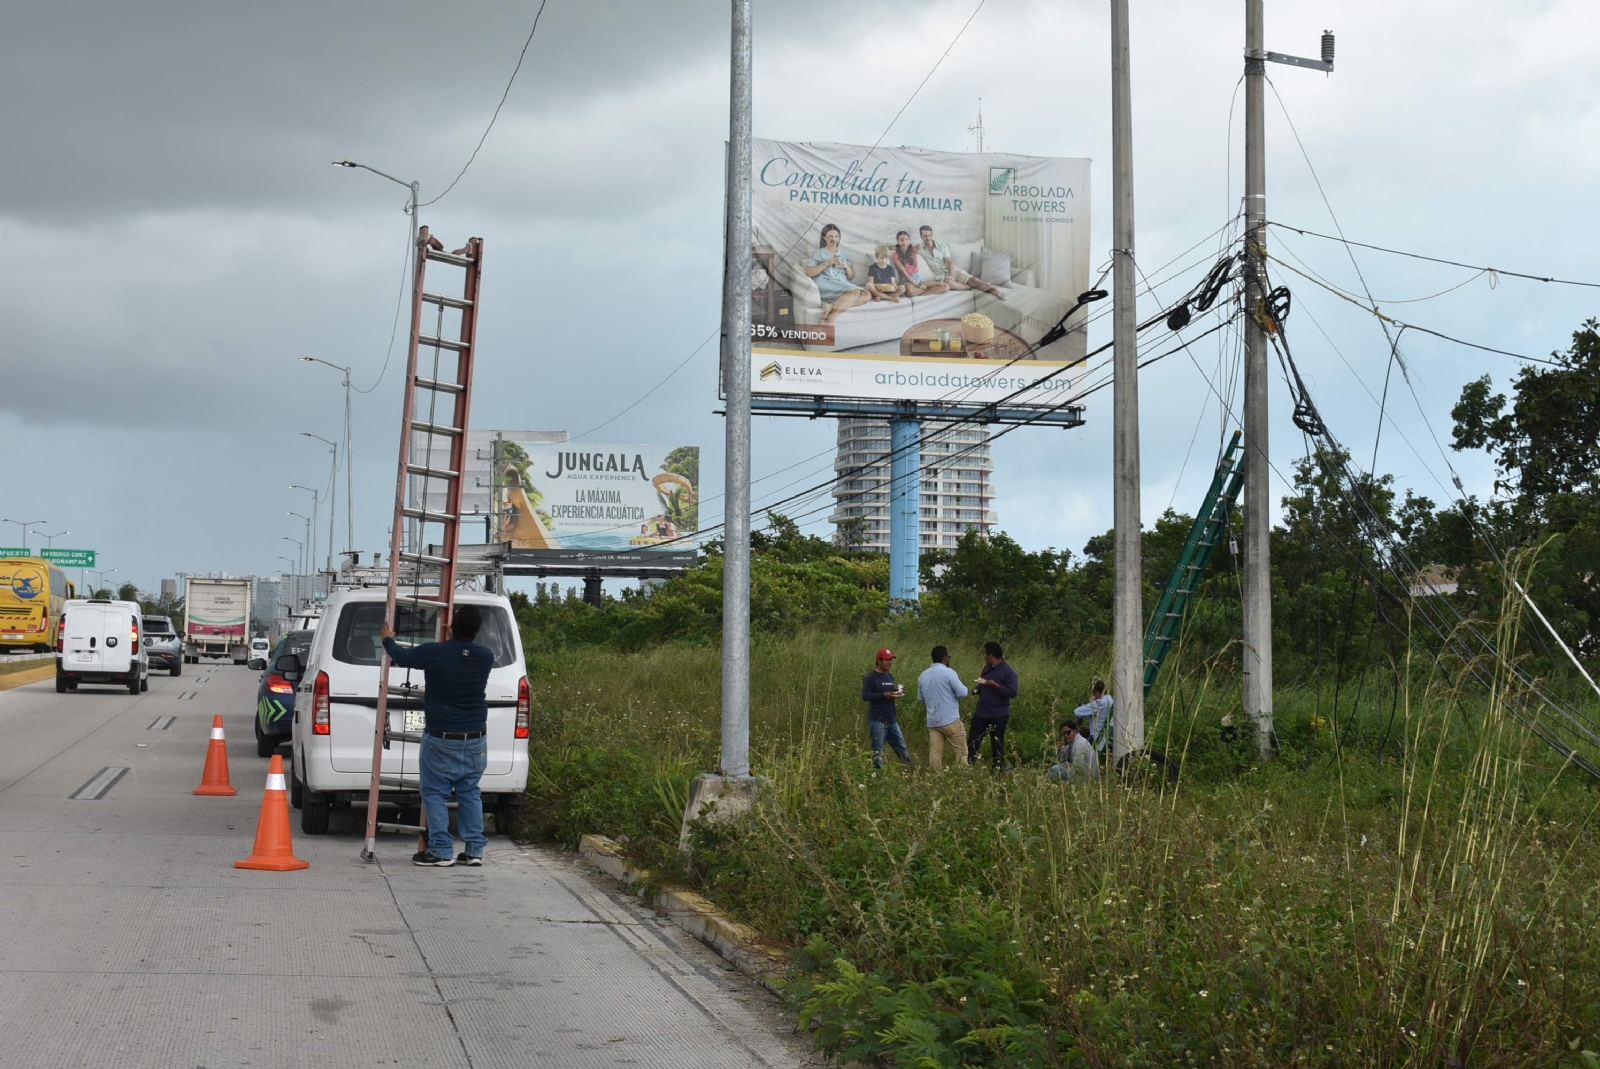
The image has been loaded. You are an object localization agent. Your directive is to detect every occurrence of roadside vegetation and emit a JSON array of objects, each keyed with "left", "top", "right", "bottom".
[{"left": 511, "top": 321, "right": 1600, "bottom": 1066}]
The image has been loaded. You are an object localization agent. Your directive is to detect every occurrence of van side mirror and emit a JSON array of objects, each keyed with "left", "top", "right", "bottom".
[{"left": 275, "top": 654, "right": 304, "bottom": 682}]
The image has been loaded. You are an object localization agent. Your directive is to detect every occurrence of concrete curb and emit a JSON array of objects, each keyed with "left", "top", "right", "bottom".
[
  {"left": 0, "top": 664, "right": 55, "bottom": 692},
  {"left": 578, "top": 833, "right": 788, "bottom": 994}
]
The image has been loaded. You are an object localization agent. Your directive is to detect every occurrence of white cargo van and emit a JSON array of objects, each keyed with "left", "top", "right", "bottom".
[
  {"left": 284, "top": 588, "right": 529, "bottom": 835},
  {"left": 57, "top": 599, "right": 150, "bottom": 694}
]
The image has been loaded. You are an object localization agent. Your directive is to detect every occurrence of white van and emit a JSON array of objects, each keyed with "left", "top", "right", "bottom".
[
  {"left": 57, "top": 599, "right": 150, "bottom": 694},
  {"left": 247, "top": 637, "right": 272, "bottom": 670},
  {"left": 284, "top": 588, "right": 529, "bottom": 835}
]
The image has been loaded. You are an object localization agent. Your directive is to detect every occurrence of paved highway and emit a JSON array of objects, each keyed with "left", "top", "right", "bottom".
[{"left": 0, "top": 663, "right": 818, "bottom": 1067}]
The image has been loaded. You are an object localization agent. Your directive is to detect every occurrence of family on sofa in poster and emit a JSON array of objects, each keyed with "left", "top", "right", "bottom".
[
  {"left": 775, "top": 220, "right": 1069, "bottom": 358},
  {"left": 805, "top": 222, "right": 1007, "bottom": 320}
]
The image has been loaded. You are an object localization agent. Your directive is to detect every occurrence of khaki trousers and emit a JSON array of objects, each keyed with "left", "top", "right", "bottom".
[{"left": 927, "top": 720, "right": 969, "bottom": 771}]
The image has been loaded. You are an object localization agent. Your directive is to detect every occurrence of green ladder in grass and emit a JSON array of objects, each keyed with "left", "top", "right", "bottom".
[{"left": 1143, "top": 430, "right": 1246, "bottom": 697}]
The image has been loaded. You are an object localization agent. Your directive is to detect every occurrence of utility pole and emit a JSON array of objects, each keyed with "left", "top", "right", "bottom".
[
  {"left": 719, "top": 0, "right": 753, "bottom": 781},
  {"left": 1109, "top": 0, "right": 1144, "bottom": 763},
  {"left": 1240, "top": 8, "right": 1333, "bottom": 760},
  {"left": 1241, "top": 0, "right": 1273, "bottom": 759}
]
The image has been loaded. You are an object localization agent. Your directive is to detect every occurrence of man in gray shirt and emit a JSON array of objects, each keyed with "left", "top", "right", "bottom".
[{"left": 916, "top": 645, "right": 969, "bottom": 770}]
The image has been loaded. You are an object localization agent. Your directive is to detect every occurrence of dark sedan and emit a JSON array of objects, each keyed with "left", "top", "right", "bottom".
[
  {"left": 142, "top": 616, "right": 183, "bottom": 676},
  {"left": 254, "top": 629, "right": 314, "bottom": 757}
]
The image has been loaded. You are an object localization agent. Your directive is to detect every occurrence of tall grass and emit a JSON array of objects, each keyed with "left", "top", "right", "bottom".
[{"left": 521, "top": 610, "right": 1600, "bottom": 1067}]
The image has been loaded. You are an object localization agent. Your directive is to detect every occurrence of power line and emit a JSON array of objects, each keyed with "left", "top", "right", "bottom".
[
  {"left": 569, "top": 329, "right": 719, "bottom": 442},
  {"left": 353, "top": 212, "right": 416, "bottom": 395},
  {"left": 418, "top": 0, "right": 550, "bottom": 209},
  {"left": 1269, "top": 221, "right": 1600, "bottom": 290}
]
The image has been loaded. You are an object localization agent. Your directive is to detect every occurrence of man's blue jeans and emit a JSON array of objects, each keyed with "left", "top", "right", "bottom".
[
  {"left": 419, "top": 733, "right": 488, "bottom": 859},
  {"left": 870, "top": 718, "right": 911, "bottom": 767}
]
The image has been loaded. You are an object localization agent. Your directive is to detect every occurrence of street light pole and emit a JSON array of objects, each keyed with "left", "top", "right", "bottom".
[
  {"left": 40, "top": 530, "right": 68, "bottom": 550},
  {"left": 303, "top": 357, "right": 356, "bottom": 559},
  {"left": 2, "top": 518, "right": 49, "bottom": 552},
  {"left": 301, "top": 433, "right": 338, "bottom": 572}
]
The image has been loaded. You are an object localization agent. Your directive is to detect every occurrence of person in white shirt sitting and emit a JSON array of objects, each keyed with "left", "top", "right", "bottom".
[{"left": 1048, "top": 717, "right": 1099, "bottom": 784}]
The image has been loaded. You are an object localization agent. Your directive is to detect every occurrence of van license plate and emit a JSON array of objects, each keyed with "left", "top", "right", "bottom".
[
  {"left": 404, "top": 710, "right": 425, "bottom": 734},
  {"left": 75, "top": 652, "right": 95, "bottom": 662}
]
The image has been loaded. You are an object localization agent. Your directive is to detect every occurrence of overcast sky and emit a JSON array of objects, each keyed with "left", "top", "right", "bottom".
[{"left": 3, "top": 0, "right": 1596, "bottom": 595}]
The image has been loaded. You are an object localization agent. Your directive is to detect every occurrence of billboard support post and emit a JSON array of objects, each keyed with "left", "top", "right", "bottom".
[
  {"left": 1110, "top": 0, "right": 1145, "bottom": 762},
  {"left": 719, "top": 0, "right": 753, "bottom": 781},
  {"left": 889, "top": 419, "right": 921, "bottom": 609}
]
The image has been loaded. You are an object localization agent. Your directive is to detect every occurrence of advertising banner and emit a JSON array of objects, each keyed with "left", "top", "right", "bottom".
[
  {"left": 413, "top": 433, "right": 699, "bottom": 552},
  {"left": 749, "top": 139, "right": 1091, "bottom": 408}
]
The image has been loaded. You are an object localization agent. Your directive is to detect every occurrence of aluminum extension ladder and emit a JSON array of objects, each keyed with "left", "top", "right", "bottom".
[
  {"left": 361, "top": 226, "right": 485, "bottom": 862},
  {"left": 1141, "top": 429, "right": 1246, "bottom": 697}
]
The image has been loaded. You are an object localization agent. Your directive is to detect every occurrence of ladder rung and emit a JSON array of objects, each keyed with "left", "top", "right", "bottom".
[
  {"left": 411, "top": 420, "right": 462, "bottom": 437},
  {"left": 415, "top": 376, "right": 464, "bottom": 395},
  {"left": 425, "top": 248, "right": 475, "bottom": 267},
  {"left": 376, "top": 822, "right": 427, "bottom": 835},
  {"left": 385, "top": 730, "right": 424, "bottom": 745},
  {"left": 406, "top": 463, "right": 461, "bottom": 480},
  {"left": 401, "top": 506, "right": 459, "bottom": 524},
  {"left": 398, "top": 550, "right": 453, "bottom": 566},
  {"left": 421, "top": 290, "right": 473, "bottom": 310},
  {"left": 418, "top": 334, "right": 469, "bottom": 353}
]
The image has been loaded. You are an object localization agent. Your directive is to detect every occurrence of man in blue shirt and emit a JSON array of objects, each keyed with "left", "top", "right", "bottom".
[
  {"left": 381, "top": 604, "right": 494, "bottom": 867},
  {"left": 967, "top": 641, "right": 1019, "bottom": 769},
  {"left": 861, "top": 648, "right": 911, "bottom": 769},
  {"left": 916, "top": 645, "right": 969, "bottom": 770}
]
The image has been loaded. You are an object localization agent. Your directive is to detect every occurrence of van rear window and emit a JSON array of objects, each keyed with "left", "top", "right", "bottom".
[{"left": 330, "top": 603, "right": 518, "bottom": 669}]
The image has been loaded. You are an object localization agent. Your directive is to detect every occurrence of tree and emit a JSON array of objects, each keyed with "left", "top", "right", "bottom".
[
  {"left": 117, "top": 581, "right": 140, "bottom": 603},
  {"left": 1451, "top": 319, "right": 1600, "bottom": 653}
]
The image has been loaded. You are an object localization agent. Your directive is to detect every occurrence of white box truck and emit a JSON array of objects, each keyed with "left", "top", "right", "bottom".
[{"left": 184, "top": 578, "right": 252, "bottom": 665}]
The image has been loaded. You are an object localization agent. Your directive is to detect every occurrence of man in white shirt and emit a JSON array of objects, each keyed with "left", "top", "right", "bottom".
[
  {"left": 918, "top": 225, "right": 1007, "bottom": 299},
  {"left": 1077, "top": 678, "right": 1114, "bottom": 755},
  {"left": 916, "top": 645, "right": 970, "bottom": 770},
  {"left": 1048, "top": 718, "right": 1099, "bottom": 784}
]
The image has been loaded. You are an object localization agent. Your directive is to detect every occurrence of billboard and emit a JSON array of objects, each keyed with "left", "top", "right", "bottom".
[
  {"left": 411, "top": 432, "right": 699, "bottom": 552},
  {"left": 749, "top": 139, "right": 1092, "bottom": 408}
]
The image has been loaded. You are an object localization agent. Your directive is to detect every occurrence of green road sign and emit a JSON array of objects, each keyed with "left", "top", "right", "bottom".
[
  {"left": 0, "top": 548, "right": 29, "bottom": 558},
  {"left": 40, "top": 549, "right": 96, "bottom": 568}
]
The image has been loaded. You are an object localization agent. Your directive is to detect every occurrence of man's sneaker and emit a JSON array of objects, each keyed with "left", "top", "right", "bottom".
[
  {"left": 455, "top": 853, "right": 483, "bottom": 867},
  {"left": 412, "top": 851, "right": 455, "bottom": 867}
]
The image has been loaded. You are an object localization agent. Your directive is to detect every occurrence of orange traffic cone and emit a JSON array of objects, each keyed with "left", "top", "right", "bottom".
[
  {"left": 193, "top": 714, "right": 237, "bottom": 796},
  {"left": 235, "top": 755, "right": 310, "bottom": 871}
]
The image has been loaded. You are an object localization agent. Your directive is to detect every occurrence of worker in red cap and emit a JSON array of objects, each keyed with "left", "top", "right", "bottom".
[{"left": 862, "top": 648, "right": 912, "bottom": 769}]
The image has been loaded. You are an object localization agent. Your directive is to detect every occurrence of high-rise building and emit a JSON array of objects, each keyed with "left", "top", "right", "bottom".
[{"left": 828, "top": 419, "right": 996, "bottom": 552}]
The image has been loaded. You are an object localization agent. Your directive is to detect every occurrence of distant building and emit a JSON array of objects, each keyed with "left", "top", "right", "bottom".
[
  {"left": 160, "top": 578, "right": 177, "bottom": 601},
  {"left": 1410, "top": 565, "right": 1459, "bottom": 598},
  {"left": 829, "top": 419, "right": 997, "bottom": 552}
]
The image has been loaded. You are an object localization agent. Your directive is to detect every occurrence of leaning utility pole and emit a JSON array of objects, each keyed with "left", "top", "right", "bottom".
[
  {"left": 1242, "top": 0, "right": 1273, "bottom": 758},
  {"left": 1109, "top": 0, "right": 1144, "bottom": 762},
  {"left": 1241, "top": 6, "right": 1333, "bottom": 760},
  {"left": 719, "top": 0, "right": 753, "bottom": 780}
]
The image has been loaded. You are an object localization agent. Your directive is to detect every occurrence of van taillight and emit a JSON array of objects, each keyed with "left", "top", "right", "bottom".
[
  {"left": 56, "top": 615, "right": 65, "bottom": 653},
  {"left": 131, "top": 619, "right": 139, "bottom": 645},
  {"left": 312, "top": 671, "right": 330, "bottom": 734},
  {"left": 515, "top": 676, "right": 530, "bottom": 739}
]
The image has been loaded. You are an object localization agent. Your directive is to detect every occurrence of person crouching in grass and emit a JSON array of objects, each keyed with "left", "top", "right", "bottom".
[{"left": 1047, "top": 716, "right": 1099, "bottom": 783}]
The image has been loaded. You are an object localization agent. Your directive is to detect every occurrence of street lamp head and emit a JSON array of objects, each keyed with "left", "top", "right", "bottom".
[{"left": 333, "top": 160, "right": 357, "bottom": 168}]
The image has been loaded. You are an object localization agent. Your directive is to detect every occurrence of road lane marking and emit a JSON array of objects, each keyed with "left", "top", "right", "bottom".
[
  {"left": 70, "top": 766, "right": 130, "bottom": 800},
  {"left": 147, "top": 717, "right": 176, "bottom": 730}
]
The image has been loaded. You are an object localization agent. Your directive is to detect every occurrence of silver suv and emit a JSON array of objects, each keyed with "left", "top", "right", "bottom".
[{"left": 142, "top": 616, "right": 183, "bottom": 677}]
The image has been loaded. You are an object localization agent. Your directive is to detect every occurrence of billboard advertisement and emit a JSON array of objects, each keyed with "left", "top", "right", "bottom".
[
  {"left": 749, "top": 139, "right": 1092, "bottom": 408},
  {"left": 412, "top": 432, "right": 699, "bottom": 552}
]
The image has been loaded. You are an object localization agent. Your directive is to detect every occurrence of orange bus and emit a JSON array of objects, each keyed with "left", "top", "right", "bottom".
[{"left": 0, "top": 557, "right": 75, "bottom": 653}]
